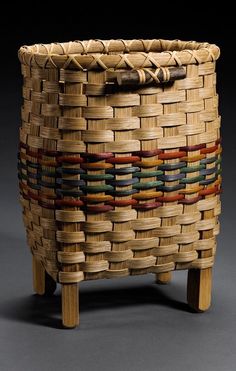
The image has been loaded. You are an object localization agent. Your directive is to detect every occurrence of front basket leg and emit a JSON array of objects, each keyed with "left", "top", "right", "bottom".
[
  {"left": 187, "top": 268, "right": 212, "bottom": 312},
  {"left": 62, "top": 283, "right": 79, "bottom": 328}
]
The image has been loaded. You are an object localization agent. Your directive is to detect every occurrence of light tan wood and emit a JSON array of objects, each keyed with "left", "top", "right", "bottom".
[
  {"left": 155, "top": 272, "right": 172, "bottom": 284},
  {"left": 62, "top": 284, "right": 79, "bottom": 328},
  {"left": 33, "top": 256, "right": 45, "bottom": 295},
  {"left": 187, "top": 209, "right": 214, "bottom": 311}
]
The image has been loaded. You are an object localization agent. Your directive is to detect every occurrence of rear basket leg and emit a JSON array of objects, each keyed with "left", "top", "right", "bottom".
[
  {"left": 155, "top": 272, "right": 172, "bottom": 285},
  {"left": 32, "top": 256, "right": 56, "bottom": 296}
]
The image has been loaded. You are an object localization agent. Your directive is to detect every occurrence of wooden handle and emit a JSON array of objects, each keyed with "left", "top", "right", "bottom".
[{"left": 116, "top": 67, "right": 186, "bottom": 86}]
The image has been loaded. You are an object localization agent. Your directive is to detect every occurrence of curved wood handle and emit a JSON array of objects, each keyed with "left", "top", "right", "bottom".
[{"left": 116, "top": 67, "right": 186, "bottom": 86}]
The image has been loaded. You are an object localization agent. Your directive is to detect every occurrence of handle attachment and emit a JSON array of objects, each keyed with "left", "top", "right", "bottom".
[{"left": 116, "top": 67, "right": 186, "bottom": 86}]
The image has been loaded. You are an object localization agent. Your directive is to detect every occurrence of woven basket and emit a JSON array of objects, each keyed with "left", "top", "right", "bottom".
[{"left": 18, "top": 39, "right": 221, "bottom": 328}]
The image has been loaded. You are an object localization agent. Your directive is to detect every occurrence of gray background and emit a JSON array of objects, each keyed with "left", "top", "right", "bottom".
[{"left": 0, "top": 9, "right": 236, "bottom": 371}]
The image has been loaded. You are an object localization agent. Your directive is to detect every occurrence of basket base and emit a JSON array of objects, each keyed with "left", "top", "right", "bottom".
[{"left": 32, "top": 256, "right": 212, "bottom": 328}]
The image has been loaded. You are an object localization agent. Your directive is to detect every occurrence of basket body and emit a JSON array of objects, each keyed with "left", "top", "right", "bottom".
[{"left": 18, "top": 39, "right": 221, "bottom": 286}]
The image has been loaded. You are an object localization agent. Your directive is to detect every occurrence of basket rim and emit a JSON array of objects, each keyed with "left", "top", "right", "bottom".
[{"left": 18, "top": 38, "right": 220, "bottom": 70}]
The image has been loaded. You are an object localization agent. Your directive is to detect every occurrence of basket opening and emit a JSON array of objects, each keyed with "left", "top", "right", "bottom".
[{"left": 27, "top": 39, "right": 209, "bottom": 56}]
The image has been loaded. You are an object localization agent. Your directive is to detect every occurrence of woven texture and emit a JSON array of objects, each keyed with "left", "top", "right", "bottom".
[{"left": 18, "top": 39, "right": 221, "bottom": 283}]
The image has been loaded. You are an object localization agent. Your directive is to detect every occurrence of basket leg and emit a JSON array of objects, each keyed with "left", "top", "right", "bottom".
[
  {"left": 32, "top": 256, "right": 45, "bottom": 295},
  {"left": 187, "top": 268, "right": 212, "bottom": 312},
  {"left": 155, "top": 272, "right": 172, "bottom": 284},
  {"left": 62, "top": 284, "right": 79, "bottom": 328}
]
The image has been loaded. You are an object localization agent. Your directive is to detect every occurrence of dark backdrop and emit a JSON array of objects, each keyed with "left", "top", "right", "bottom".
[{"left": 0, "top": 7, "right": 235, "bottom": 371}]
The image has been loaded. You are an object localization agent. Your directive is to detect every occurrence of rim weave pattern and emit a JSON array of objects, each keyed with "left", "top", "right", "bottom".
[{"left": 18, "top": 39, "right": 221, "bottom": 283}]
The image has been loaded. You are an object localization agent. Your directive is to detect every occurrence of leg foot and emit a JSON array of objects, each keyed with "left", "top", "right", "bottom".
[
  {"left": 155, "top": 272, "right": 172, "bottom": 285},
  {"left": 62, "top": 284, "right": 79, "bottom": 328},
  {"left": 33, "top": 256, "right": 45, "bottom": 295},
  {"left": 187, "top": 268, "right": 212, "bottom": 312}
]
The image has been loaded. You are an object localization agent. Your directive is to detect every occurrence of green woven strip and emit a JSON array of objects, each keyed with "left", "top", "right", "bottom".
[
  {"left": 133, "top": 180, "right": 163, "bottom": 190},
  {"left": 81, "top": 174, "right": 114, "bottom": 180},
  {"left": 180, "top": 175, "right": 205, "bottom": 184},
  {"left": 181, "top": 164, "right": 205, "bottom": 173}
]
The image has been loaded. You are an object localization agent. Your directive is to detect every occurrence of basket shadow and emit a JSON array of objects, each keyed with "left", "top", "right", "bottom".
[{"left": 0, "top": 282, "right": 190, "bottom": 329}]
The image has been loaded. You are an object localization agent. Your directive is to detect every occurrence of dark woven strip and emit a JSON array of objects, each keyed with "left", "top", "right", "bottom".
[
  {"left": 108, "top": 178, "right": 138, "bottom": 186},
  {"left": 157, "top": 184, "right": 185, "bottom": 192},
  {"left": 108, "top": 189, "right": 137, "bottom": 196},
  {"left": 158, "top": 173, "right": 185, "bottom": 182},
  {"left": 57, "top": 167, "right": 85, "bottom": 175},
  {"left": 56, "top": 178, "right": 85, "bottom": 186},
  {"left": 158, "top": 162, "right": 186, "bottom": 171},
  {"left": 81, "top": 184, "right": 114, "bottom": 193},
  {"left": 56, "top": 189, "right": 84, "bottom": 197},
  {"left": 107, "top": 166, "right": 140, "bottom": 175},
  {"left": 199, "top": 174, "right": 218, "bottom": 185}
]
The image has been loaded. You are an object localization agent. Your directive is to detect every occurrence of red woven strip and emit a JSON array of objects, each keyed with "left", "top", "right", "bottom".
[
  {"left": 133, "top": 149, "right": 162, "bottom": 157},
  {"left": 156, "top": 194, "right": 184, "bottom": 202},
  {"left": 57, "top": 156, "right": 84, "bottom": 163},
  {"left": 200, "top": 145, "right": 218, "bottom": 154},
  {"left": 27, "top": 150, "right": 41, "bottom": 158},
  {"left": 19, "top": 142, "right": 28, "bottom": 149},
  {"left": 159, "top": 151, "right": 186, "bottom": 160},
  {"left": 107, "top": 199, "right": 137, "bottom": 206},
  {"left": 106, "top": 156, "right": 140, "bottom": 164},
  {"left": 39, "top": 200, "right": 55, "bottom": 209},
  {"left": 179, "top": 195, "right": 202, "bottom": 204},
  {"left": 81, "top": 152, "right": 114, "bottom": 160},
  {"left": 133, "top": 201, "right": 162, "bottom": 210},
  {"left": 199, "top": 185, "right": 219, "bottom": 196},
  {"left": 55, "top": 199, "right": 84, "bottom": 207},
  {"left": 181, "top": 143, "right": 205, "bottom": 151},
  {"left": 215, "top": 137, "right": 222, "bottom": 145},
  {"left": 84, "top": 205, "right": 114, "bottom": 212}
]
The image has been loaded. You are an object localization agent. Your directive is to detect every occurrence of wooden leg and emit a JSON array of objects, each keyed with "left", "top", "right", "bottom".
[
  {"left": 155, "top": 272, "right": 172, "bottom": 284},
  {"left": 187, "top": 268, "right": 212, "bottom": 312},
  {"left": 62, "top": 283, "right": 79, "bottom": 328},
  {"left": 33, "top": 256, "right": 45, "bottom": 295}
]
